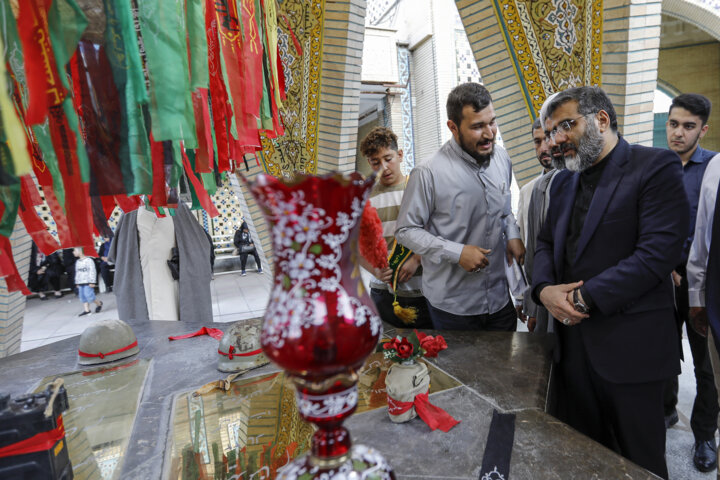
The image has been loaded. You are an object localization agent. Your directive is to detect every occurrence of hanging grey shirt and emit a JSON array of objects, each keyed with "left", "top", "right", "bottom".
[{"left": 395, "top": 139, "right": 520, "bottom": 315}]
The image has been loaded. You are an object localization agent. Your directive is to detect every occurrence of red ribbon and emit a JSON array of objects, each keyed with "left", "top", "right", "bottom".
[
  {"left": 168, "top": 326, "right": 224, "bottom": 341},
  {"left": 218, "top": 345, "right": 263, "bottom": 360},
  {"left": 0, "top": 415, "right": 65, "bottom": 458},
  {"left": 387, "top": 392, "right": 460, "bottom": 432},
  {"left": 0, "top": 236, "right": 31, "bottom": 294},
  {"left": 78, "top": 340, "right": 138, "bottom": 359},
  {"left": 181, "top": 149, "right": 220, "bottom": 217}
]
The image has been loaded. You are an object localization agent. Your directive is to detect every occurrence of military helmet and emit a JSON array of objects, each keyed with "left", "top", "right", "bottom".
[
  {"left": 217, "top": 318, "right": 269, "bottom": 373},
  {"left": 77, "top": 319, "right": 140, "bottom": 365}
]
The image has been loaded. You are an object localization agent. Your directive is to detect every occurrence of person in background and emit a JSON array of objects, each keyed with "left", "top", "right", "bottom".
[
  {"left": 28, "top": 242, "right": 63, "bottom": 300},
  {"left": 662, "top": 93, "right": 718, "bottom": 473},
  {"left": 73, "top": 247, "right": 103, "bottom": 316},
  {"left": 359, "top": 126, "right": 431, "bottom": 329},
  {"left": 62, "top": 247, "right": 77, "bottom": 295},
  {"left": 519, "top": 115, "right": 562, "bottom": 333},
  {"left": 234, "top": 221, "right": 262, "bottom": 277},
  {"left": 98, "top": 234, "right": 114, "bottom": 292}
]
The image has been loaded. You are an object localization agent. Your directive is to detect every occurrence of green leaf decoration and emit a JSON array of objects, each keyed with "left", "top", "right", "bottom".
[{"left": 309, "top": 243, "right": 323, "bottom": 255}]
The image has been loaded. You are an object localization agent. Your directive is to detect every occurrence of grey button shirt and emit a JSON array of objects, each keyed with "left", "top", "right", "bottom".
[{"left": 395, "top": 139, "right": 521, "bottom": 315}]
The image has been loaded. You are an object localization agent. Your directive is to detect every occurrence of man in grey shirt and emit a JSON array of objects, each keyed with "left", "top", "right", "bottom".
[{"left": 395, "top": 82, "right": 525, "bottom": 330}]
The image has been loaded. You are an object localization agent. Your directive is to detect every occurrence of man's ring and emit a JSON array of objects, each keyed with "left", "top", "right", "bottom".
[{"left": 562, "top": 318, "right": 570, "bottom": 325}]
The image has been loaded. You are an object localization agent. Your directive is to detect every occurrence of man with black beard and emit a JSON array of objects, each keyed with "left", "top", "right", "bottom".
[
  {"left": 396, "top": 82, "right": 525, "bottom": 330},
  {"left": 519, "top": 114, "right": 564, "bottom": 333},
  {"left": 662, "top": 94, "right": 718, "bottom": 472},
  {"left": 531, "top": 86, "right": 689, "bottom": 479}
]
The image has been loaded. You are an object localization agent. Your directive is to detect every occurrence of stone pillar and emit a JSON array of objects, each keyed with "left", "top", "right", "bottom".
[
  {"left": 0, "top": 215, "right": 32, "bottom": 358},
  {"left": 602, "top": 0, "right": 662, "bottom": 146},
  {"left": 316, "top": 0, "right": 367, "bottom": 174}
]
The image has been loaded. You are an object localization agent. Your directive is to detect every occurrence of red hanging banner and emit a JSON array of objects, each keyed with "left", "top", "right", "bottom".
[
  {"left": 181, "top": 148, "right": 219, "bottom": 217},
  {"left": 192, "top": 89, "right": 214, "bottom": 173},
  {"left": 17, "top": 0, "right": 66, "bottom": 125}
]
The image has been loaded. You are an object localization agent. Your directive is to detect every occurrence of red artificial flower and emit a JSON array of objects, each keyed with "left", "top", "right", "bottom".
[
  {"left": 395, "top": 337, "right": 414, "bottom": 359},
  {"left": 416, "top": 331, "right": 448, "bottom": 358}
]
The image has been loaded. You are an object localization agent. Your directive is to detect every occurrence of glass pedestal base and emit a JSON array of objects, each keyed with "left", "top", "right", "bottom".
[{"left": 277, "top": 445, "right": 395, "bottom": 480}]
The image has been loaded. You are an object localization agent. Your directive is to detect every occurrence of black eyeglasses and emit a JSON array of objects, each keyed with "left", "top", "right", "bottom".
[{"left": 545, "top": 115, "right": 587, "bottom": 142}]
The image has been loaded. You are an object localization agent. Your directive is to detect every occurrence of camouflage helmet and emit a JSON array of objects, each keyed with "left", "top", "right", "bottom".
[
  {"left": 77, "top": 319, "right": 139, "bottom": 365},
  {"left": 217, "top": 318, "right": 269, "bottom": 373}
]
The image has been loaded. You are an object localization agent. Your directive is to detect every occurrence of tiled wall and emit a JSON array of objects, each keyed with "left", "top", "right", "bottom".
[{"left": 0, "top": 216, "right": 32, "bottom": 358}]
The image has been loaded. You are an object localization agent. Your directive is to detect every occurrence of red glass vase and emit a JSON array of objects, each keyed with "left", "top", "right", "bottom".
[{"left": 246, "top": 172, "right": 395, "bottom": 479}]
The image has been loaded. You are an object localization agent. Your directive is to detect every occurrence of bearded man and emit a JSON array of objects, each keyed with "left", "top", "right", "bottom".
[
  {"left": 396, "top": 82, "right": 525, "bottom": 330},
  {"left": 531, "top": 86, "right": 689, "bottom": 479}
]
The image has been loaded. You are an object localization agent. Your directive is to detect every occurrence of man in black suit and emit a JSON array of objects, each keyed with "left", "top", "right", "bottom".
[{"left": 531, "top": 86, "right": 689, "bottom": 479}]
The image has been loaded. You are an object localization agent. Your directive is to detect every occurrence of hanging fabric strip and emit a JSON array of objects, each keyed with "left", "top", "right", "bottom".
[
  {"left": 149, "top": 136, "right": 167, "bottom": 207},
  {"left": 0, "top": 235, "right": 30, "bottom": 294},
  {"left": 239, "top": 0, "right": 264, "bottom": 117},
  {"left": 42, "top": 185, "right": 73, "bottom": 248},
  {"left": 279, "top": 13, "right": 302, "bottom": 57},
  {"left": 0, "top": 36, "right": 31, "bottom": 176},
  {"left": 136, "top": 0, "right": 197, "bottom": 147},
  {"left": 48, "top": 101, "right": 95, "bottom": 254},
  {"left": 205, "top": 0, "right": 232, "bottom": 173},
  {"left": 192, "top": 89, "right": 214, "bottom": 173},
  {"left": 113, "top": 194, "right": 141, "bottom": 214},
  {"left": 181, "top": 148, "right": 219, "bottom": 217},
  {"left": 186, "top": 0, "right": 209, "bottom": 90},
  {"left": 260, "top": 0, "right": 282, "bottom": 111},
  {"left": 77, "top": 41, "right": 126, "bottom": 196},
  {"left": 16, "top": 0, "right": 65, "bottom": 125},
  {"left": 18, "top": 180, "right": 60, "bottom": 255}
]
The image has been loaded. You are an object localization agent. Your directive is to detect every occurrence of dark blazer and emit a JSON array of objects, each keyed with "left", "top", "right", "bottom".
[{"left": 531, "top": 137, "right": 689, "bottom": 384}]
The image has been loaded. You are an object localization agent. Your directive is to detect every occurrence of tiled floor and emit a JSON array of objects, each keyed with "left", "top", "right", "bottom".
[
  {"left": 17, "top": 273, "right": 718, "bottom": 479},
  {"left": 20, "top": 268, "right": 271, "bottom": 351}
]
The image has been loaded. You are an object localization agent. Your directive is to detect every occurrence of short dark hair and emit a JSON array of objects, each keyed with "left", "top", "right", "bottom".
[
  {"left": 360, "top": 127, "right": 399, "bottom": 158},
  {"left": 670, "top": 93, "right": 712, "bottom": 125},
  {"left": 545, "top": 86, "right": 618, "bottom": 131},
  {"left": 532, "top": 117, "right": 543, "bottom": 132},
  {"left": 446, "top": 82, "right": 493, "bottom": 127}
]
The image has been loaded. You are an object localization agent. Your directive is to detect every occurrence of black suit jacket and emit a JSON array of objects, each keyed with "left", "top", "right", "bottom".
[{"left": 532, "top": 137, "right": 689, "bottom": 384}]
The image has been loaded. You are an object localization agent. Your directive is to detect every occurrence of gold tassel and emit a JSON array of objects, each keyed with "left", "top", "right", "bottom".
[{"left": 393, "top": 294, "right": 418, "bottom": 325}]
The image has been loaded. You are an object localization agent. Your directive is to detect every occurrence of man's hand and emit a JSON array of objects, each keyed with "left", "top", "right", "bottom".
[
  {"left": 397, "top": 255, "right": 421, "bottom": 283},
  {"left": 690, "top": 307, "right": 709, "bottom": 337},
  {"left": 506, "top": 238, "right": 526, "bottom": 266},
  {"left": 90, "top": 284, "right": 96, "bottom": 288},
  {"left": 101, "top": 256, "right": 108, "bottom": 262},
  {"left": 459, "top": 245, "right": 491, "bottom": 272},
  {"left": 671, "top": 270, "right": 682, "bottom": 287},
  {"left": 538, "top": 281, "right": 589, "bottom": 326},
  {"left": 374, "top": 267, "right": 393, "bottom": 284},
  {"left": 527, "top": 317, "right": 537, "bottom": 332},
  {"left": 515, "top": 303, "right": 527, "bottom": 322}
]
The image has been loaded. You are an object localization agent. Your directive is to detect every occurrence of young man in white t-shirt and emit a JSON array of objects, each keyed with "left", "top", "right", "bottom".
[{"left": 359, "top": 127, "right": 432, "bottom": 328}]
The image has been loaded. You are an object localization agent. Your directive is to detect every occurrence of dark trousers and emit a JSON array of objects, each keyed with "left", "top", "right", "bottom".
[
  {"left": 558, "top": 324, "right": 668, "bottom": 479},
  {"left": 240, "top": 249, "right": 262, "bottom": 271},
  {"left": 370, "top": 288, "right": 433, "bottom": 329},
  {"left": 663, "top": 274, "right": 719, "bottom": 441},
  {"left": 100, "top": 263, "right": 113, "bottom": 291},
  {"left": 427, "top": 299, "right": 516, "bottom": 331}
]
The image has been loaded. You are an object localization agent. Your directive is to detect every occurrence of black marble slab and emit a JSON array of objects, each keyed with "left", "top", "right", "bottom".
[{"left": 0, "top": 319, "right": 659, "bottom": 479}]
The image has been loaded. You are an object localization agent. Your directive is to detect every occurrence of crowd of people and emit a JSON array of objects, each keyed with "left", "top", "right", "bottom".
[
  {"left": 359, "top": 82, "right": 720, "bottom": 479},
  {"left": 28, "top": 236, "right": 114, "bottom": 316}
]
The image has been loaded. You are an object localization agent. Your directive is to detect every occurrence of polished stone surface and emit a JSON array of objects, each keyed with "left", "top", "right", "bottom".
[{"left": 1, "top": 319, "right": 659, "bottom": 479}]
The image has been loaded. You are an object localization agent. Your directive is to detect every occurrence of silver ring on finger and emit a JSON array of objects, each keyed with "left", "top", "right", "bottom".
[{"left": 562, "top": 318, "right": 570, "bottom": 325}]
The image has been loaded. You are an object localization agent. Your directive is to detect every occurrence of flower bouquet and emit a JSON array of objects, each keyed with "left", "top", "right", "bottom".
[{"left": 383, "top": 332, "right": 458, "bottom": 431}]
